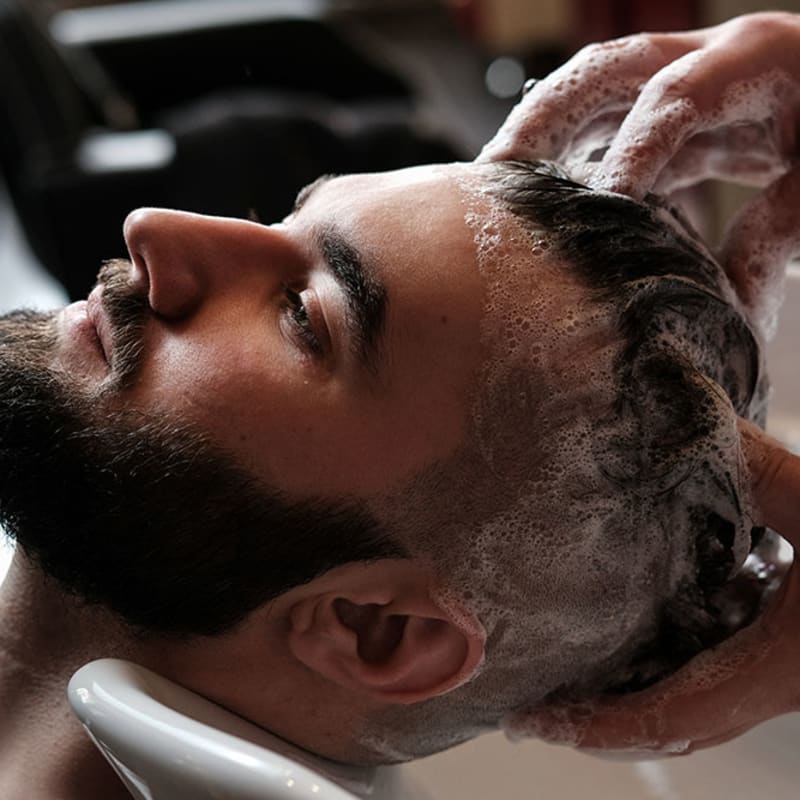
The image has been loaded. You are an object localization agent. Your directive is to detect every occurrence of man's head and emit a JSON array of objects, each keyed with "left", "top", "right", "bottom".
[{"left": 0, "top": 161, "right": 764, "bottom": 763}]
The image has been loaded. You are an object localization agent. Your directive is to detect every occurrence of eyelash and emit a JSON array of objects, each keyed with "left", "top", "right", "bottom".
[
  {"left": 283, "top": 285, "right": 323, "bottom": 356},
  {"left": 247, "top": 210, "right": 324, "bottom": 358}
]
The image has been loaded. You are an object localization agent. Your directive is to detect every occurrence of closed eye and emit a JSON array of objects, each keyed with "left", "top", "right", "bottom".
[
  {"left": 283, "top": 284, "right": 324, "bottom": 357},
  {"left": 245, "top": 209, "right": 332, "bottom": 361}
]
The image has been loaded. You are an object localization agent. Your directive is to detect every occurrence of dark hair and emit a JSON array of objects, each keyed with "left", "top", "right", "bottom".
[
  {"left": 483, "top": 160, "right": 765, "bottom": 690},
  {"left": 0, "top": 340, "right": 402, "bottom": 637}
]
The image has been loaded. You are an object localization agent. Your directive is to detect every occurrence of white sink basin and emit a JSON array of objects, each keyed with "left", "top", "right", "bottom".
[{"left": 69, "top": 659, "right": 428, "bottom": 800}]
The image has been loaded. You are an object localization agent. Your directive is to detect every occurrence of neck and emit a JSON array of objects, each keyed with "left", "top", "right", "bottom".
[
  {"left": 0, "top": 552, "right": 153, "bottom": 800},
  {"left": 0, "top": 551, "right": 376, "bottom": 796}
]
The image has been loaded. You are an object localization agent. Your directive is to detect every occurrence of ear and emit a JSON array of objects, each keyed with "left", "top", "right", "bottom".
[{"left": 286, "top": 560, "right": 485, "bottom": 704}]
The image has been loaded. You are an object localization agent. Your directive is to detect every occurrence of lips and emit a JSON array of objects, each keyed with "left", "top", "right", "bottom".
[{"left": 86, "top": 287, "right": 111, "bottom": 365}]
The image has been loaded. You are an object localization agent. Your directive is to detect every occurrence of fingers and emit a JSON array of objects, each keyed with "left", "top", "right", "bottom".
[
  {"left": 509, "top": 422, "right": 800, "bottom": 753},
  {"left": 508, "top": 613, "right": 785, "bottom": 754},
  {"left": 598, "top": 14, "right": 800, "bottom": 198},
  {"left": 738, "top": 418, "right": 800, "bottom": 541},
  {"left": 652, "top": 123, "right": 788, "bottom": 194},
  {"left": 718, "top": 164, "right": 800, "bottom": 341},
  {"left": 477, "top": 31, "right": 704, "bottom": 164},
  {"left": 507, "top": 422, "right": 800, "bottom": 755}
]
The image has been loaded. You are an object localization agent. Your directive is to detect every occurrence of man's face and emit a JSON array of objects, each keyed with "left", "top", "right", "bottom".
[
  {"left": 57, "top": 164, "right": 490, "bottom": 498},
  {"left": 3, "top": 161, "right": 740, "bottom": 741},
  {"left": 2, "top": 162, "right": 604, "bottom": 643},
  {"left": 5, "top": 163, "right": 542, "bottom": 636}
]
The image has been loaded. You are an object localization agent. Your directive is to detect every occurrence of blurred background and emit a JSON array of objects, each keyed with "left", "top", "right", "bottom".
[
  {"left": 2, "top": 0, "right": 800, "bottom": 798},
  {"left": 3, "top": 0, "right": 800, "bottom": 299}
]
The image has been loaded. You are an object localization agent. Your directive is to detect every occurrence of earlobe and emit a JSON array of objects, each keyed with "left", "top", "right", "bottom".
[{"left": 286, "top": 561, "right": 485, "bottom": 705}]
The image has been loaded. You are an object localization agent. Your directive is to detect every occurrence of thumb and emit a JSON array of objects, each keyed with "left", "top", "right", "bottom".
[
  {"left": 739, "top": 418, "right": 800, "bottom": 540},
  {"left": 507, "top": 615, "right": 783, "bottom": 755},
  {"left": 718, "top": 164, "right": 800, "bottom": 341}
]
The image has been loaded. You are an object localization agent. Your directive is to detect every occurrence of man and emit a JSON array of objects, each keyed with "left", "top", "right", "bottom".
[{"left": 0, "top": 152, "right": 771, "bottom": 799}]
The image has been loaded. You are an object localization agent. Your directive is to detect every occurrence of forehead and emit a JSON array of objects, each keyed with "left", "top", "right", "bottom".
[
  {"left": 298, "top": 164, "right": 474, "bottom": 242},
  {"left": 295, "top": 162, "right": 491, "bottom": 372},
  {"left": 300, "top": 161, "right": 595, "bottom": 369},
  {"left": 265, "top": 162, "right": 600, "bottom": 496},
  {"left": 296, "top": 162, "right": 584, "bottom": 312},
  {"left": 328, "top": 163, "right": 597, "bottom": 450}
]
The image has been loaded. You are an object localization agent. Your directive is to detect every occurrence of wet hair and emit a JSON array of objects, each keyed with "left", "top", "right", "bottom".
[{"left": 481, "top": 160, "right": 765, "bottom": 691}]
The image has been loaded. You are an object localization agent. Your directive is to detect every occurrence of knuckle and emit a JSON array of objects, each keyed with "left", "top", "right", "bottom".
[
  {"left": 743, "top": 12, "right": 796, "bottom": 38},
  {"left": 723, "top": 12, "right": 799, "bottom": 46},
  {"left": 646, "top": 67, "right": 699, "bottom": 106},
  {"left": 577, "top": 35, "right": 647, "bottom": 65}
]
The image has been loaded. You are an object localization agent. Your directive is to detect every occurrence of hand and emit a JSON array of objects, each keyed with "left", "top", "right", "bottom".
[
  {"left": 718, "top": 163, "right": 800, "bottom": 341},
  {"left": 508, "top": 419, "right": 800, "bottom": 756},
  {"left": 478, "top": 13, "right": 800, "bottom": 198}
]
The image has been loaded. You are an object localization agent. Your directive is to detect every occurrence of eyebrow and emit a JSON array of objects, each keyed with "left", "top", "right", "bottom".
[{"left": 315, "top": 225, "right": 387, "bottom": 378}]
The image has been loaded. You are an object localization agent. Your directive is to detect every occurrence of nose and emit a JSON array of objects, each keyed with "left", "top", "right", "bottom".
[{"left": 123, "top": 208, "right": 292, "bottom": 319}]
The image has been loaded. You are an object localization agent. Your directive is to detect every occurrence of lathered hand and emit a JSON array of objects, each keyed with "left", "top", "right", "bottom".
[
  {"left": 510, "top": 419, "right": 800, "bottom": 756},
  {"left": 719, "top": 164, "right": 800, "bottom": 341},
  {"left": 479, "top": 13, "right": 800, "bottom": 198}
]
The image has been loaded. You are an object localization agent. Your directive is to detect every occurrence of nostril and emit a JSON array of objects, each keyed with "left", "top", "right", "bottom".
[
  {"left": 140, "top": 254, "right": 203, "bottom": 321},
  {"left": 128, "top": 249, "right": 150, "bottom": 298}
]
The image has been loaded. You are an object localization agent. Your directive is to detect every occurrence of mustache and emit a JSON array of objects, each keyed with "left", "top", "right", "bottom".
[{"left": 96, "top": 259, "right": 150, "bottom": 390}]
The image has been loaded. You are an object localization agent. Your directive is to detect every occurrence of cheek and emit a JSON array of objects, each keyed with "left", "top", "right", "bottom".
[
  {"left": 132, "top": 326, "right": 286, "bottom": 413},
  {"left": 120, "top": 322, "right": 410, "bottom": 493},
  {"left": 376, "top": 305, "right": 486, "bottom": 469},
  {"left": 123, "top": 322, "right": 328, "bottom": 454},
  {"left": 117, "top": 285, "right": 487, "bottom": 496}
]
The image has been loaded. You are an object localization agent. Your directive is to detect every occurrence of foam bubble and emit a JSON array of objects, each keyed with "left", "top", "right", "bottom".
[{"left": 596, "top": 66, "right": 799, "bottom": 197}]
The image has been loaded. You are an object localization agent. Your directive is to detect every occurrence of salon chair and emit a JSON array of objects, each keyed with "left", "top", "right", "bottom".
[{"left": 69, "top": 659, "right": 432, "bottom": 800}]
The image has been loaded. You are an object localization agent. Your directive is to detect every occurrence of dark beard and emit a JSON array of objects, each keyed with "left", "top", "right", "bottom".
[
  {"left": 93, "top": 258, "right": 150, "bottom": 391},
  {"left": 0, "top": 270, "right": 391, "bottom": 637},
  {"left": 0, "top": 301, "right": 231, "bottom": 633}
]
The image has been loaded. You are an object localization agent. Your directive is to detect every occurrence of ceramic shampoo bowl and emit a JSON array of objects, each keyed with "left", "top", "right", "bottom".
[{"left": 69, "top": 659, "right": 429, "bottom": 800}]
